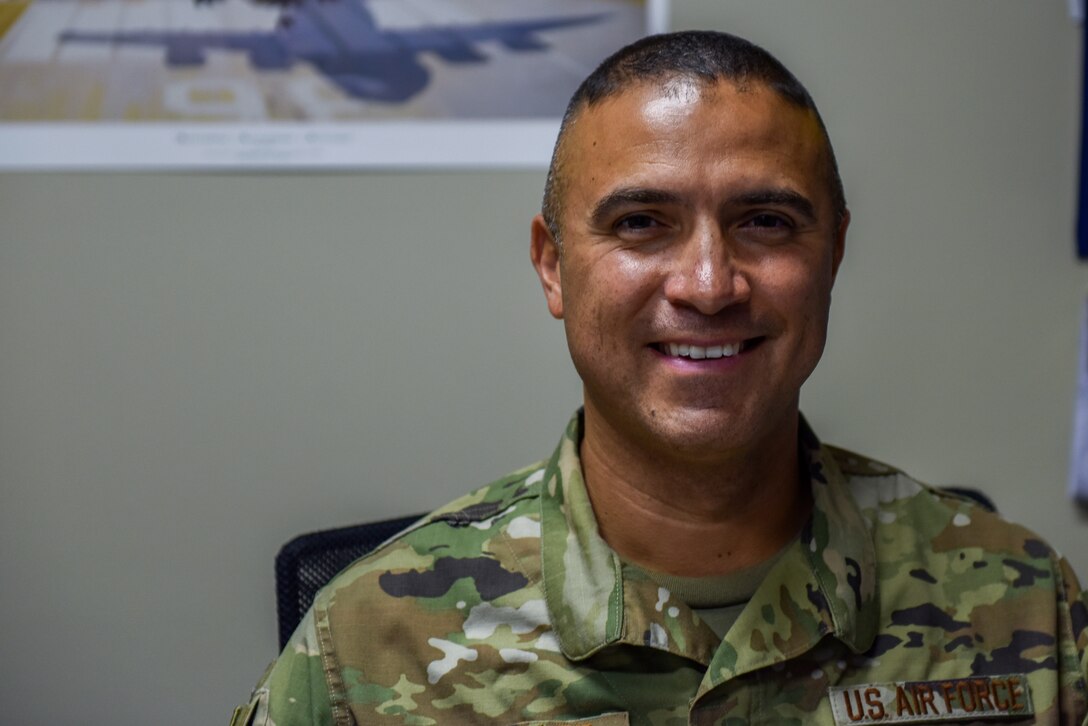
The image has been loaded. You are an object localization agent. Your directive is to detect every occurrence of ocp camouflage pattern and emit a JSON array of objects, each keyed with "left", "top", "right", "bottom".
[{"left": 233, "top": 412, "right": 1088, "bottom": 725}]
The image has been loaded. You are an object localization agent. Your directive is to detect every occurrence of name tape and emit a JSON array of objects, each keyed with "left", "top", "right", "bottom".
[{"left": 829, "top": 674, "right": 1032, "bottom": 724}]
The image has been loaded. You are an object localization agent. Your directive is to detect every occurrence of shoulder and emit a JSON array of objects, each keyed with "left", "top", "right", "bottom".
[
  {"left": 826, "top": 444, "right": 1049, "bottom": 556},
  {"left": 312, "top": 458, "right": 548, "bottom": 613},
  {"left": 233, "top": 462, "right": 552, "bottom": 726},
  {"left": 304, "top": 461, "right": 554, "bottom": 720},
  {"left": 827, "top": 443, "right": 1087, "bottom": 637}
]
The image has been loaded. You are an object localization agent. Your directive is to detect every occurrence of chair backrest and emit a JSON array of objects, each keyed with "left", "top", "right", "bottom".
[
  {"left": 941, "top": 486, "right": 997, "bottom": 513},
  {"left": 274, "top": 513, "right": 424, "bottom": 650}
]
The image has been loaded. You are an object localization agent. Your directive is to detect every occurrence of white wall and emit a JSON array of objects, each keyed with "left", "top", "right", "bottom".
[{"left": 0, "top": 1, "right": 1084, "bottom": 723}]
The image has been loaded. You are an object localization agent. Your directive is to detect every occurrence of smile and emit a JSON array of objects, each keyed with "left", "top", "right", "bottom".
[{"left": 654, "top": 341, "right": 749, "bottom": 360}]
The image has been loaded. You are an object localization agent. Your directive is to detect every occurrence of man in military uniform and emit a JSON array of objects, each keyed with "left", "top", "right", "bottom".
[{"left": 233, "top": 31, "right": 1088, "bottom": 725}]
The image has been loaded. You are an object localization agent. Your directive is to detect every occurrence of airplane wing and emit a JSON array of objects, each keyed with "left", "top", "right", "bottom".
[
  {"left": 58, "top": 29, "right": 292, "bottom": 69},
  {"left": 395, "top": 13, "right": 608, "bottom": 61}
]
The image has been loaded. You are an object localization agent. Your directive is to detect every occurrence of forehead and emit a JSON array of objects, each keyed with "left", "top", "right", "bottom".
[{"left": 560, "top": 79, "right": 829, "bottom": 213}]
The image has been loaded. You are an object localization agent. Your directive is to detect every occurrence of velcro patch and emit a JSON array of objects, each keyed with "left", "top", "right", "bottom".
[{"left": 829, "top": 675, "right": 1032, "bottom": 724}]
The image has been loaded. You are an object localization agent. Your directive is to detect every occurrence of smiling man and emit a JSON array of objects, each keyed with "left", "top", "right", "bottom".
[
  {"left": 234, "top": 31, "right": 1087, "bottom": 726},
  {"left": 529, "top": 66, "right": 845, "bottom": 581}
]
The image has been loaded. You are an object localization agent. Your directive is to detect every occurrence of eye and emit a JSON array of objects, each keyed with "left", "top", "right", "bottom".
[
  {"left": 745, "top": 213, "right": 792, "bottom": 229},
  {"left": 615, "top": 214, "right": 660, "bottom": 232},
  {"left": 612, "top": 213, "right": 670, "bottom": 243}
]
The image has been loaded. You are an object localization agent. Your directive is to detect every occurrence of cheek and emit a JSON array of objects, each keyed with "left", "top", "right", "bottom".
[
  {"left": 559, "top": 271, "right": 612, "bottom": 355},
  {"left": 569, "top": 253, "right": 658, "bottom": 315},
  {"left": 602, "top": 254, "right": 664, "bottom": 312},
  {"left": 560, "top": 258, "right": 658, "bottom": 365},
  {"left": 761, "top": 259, "right": 834, "bottom": 333}
]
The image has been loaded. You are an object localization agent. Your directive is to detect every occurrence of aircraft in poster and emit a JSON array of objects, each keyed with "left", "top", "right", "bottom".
[{"left": 57, "top": 0, "right": 606, "bottom": 103}]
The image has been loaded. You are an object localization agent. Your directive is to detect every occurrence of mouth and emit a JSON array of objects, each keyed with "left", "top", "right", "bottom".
[{"left": 651, "top": 338, "right": 763, "bottom": 360}]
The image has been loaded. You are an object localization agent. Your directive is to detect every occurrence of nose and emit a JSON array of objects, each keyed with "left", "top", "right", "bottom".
[{"left": 663, "top": 224, "right": 751, "bottom": 315}]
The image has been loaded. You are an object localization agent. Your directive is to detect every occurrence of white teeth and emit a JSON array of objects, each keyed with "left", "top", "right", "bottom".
[{"left": 663, "top": 342, "right": 743, "bottom": 359}]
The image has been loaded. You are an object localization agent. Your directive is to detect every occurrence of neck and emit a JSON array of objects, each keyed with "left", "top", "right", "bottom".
[{"left": 579, "top": 407, "right": 811, "bottom": 578}]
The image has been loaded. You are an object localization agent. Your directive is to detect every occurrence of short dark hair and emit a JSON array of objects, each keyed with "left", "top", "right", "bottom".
[{"left": 541, "top": 30, "right": 847, "bottom": 243}]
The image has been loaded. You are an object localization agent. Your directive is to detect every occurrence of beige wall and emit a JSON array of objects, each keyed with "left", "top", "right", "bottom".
[{"left": 1, "top": 1, "right": 1085, "bottom": 723}]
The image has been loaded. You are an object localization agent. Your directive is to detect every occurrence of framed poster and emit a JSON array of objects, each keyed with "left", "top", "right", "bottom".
[{"left": 0, "top": 0, "right": 668, "bottom": 169}]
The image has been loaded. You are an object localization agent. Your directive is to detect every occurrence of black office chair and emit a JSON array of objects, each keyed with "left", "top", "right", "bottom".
[
  {"left": 942, "top": 486, "right": 997, "bottom": 513},
  {"left": 274, "top": 513, "right": 425, "bottom": 649}
]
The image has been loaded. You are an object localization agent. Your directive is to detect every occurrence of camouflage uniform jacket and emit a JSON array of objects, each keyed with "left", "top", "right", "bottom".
[{"left": 235, "top": 413, "right": 1088, "bottom": 725}]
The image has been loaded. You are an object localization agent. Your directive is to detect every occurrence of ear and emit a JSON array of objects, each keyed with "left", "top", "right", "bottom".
[
  {"left": 830, "top": 209, "right": 849, "bottom": 281},
  {"left": 530, "top": 214, "right": 565, "bottom": 319}
]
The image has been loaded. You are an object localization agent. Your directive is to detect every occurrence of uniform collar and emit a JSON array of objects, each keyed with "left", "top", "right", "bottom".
[
  {"left": 539, "top": 412, "right": 624, "bottom": 660},
  {"left": 698, "top": 420, "right": 880, "bottom": 692},
  {"left": 539, "top": 411, "right": 879, "bottom": 671}
]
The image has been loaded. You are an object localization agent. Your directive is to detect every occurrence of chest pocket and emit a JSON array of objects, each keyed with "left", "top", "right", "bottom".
[{"left": 509, "top": 712, "right": 630, "bottom": 726}]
